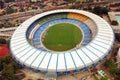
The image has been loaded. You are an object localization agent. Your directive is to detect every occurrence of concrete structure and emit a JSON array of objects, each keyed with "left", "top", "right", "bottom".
[
  {"left": 0, "top": 27, "right": 17, "bottom": 40},
  {"left": 108, "top": 12, "right": 120, "bottom": 33},
  {"left": 10, "top": 9, "right": 114, "bottom": 75},
  {"left": 111, "top": 26, "right": 120, "bottom": 33},
  {"left": 108, "top": 12, "right": 120, "bottom": 25}
]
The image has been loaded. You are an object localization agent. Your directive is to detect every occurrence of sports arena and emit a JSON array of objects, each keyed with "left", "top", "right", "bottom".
[{"left": 10, "top": 9, "right": 114, "bottom": 74}]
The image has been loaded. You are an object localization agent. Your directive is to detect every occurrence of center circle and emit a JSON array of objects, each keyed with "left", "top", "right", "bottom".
[{"left": 41, "top": 23, "right": 83, "bottom": 52}]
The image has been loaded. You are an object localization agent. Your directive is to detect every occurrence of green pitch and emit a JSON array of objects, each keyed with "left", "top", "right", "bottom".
[{"left": 42, "top": 23, "right": 83, "bottom": 51}]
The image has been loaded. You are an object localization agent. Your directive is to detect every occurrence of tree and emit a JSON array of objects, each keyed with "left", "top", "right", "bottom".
[
  {"left": 0, "top": 23, "right": 4, "bottom": 28},
  {"left": 116, "top": 76, "right": 120, "bottom": 80},
  {"left": 0, "top": 56, "right": 22, "bottom": 72},
  {"left": 88, "top": 5, "right": 92, "bottom": 10},
  {"left": 64, "top": 0, "right": 75, "bottom": 2},
  {"left": 100, "top": 76, "right": 108, "bottom": 80},
  {"left": 6, "top": 7, "right": 15, "bottom": 14},
  {"left": 4, "top": 56, "right": 12, "bottom": 64},
  {"left": 104, "top": 59, "right": 120, "bottom": 80},
  {"left": 12, "top": 60, "right": 22, "bottom": 73},
  {"left": 1, "top": 64, "right": 16, "bottom": 80},
  {"left": 92, "top": 6, "right": 109, "bottom": 16},
  {"left": 92, "top": 6, "right": 102, "bottom": 15},
  {"left": 0, "top": 38, "right": 6, "bottom": 44},
  {"left": 6, "top": 40, "right": 10, "bottom": 47},
  {"left": 104, "top": 59, "right": 116, "bottom": 69},
  {"left": 7, "top": 22, "right": 13, "bottom": 27},
  {"left": 19, "top": 6, "right": 25, "bottom": 12},
  {"left": 110, "top": 68, "right": 120, "bottom": 75},
  {"left": 0, "top": 56, "right": 12, "bottom": 71},
  {"left": 111, "top": 20, "right": 118, "bottom": 25},
  {"left": 101, "top": 7, "right": 109, "bottom": 14},
  {"left": 0, "top": 59, "right": 5, "bottom": 71},
  {"left": 74, "top": 1, "right": 82, "bottom": 9}
]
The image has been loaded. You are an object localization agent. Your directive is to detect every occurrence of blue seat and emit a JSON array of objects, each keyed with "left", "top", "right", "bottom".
[{"left": 27, "top": 22, "right": 37, "bottom": 38}]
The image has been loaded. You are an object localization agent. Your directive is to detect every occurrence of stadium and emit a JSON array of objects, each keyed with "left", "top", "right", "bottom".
[{"left": 10, "top": 9, "right": 114, "bottom": 74}]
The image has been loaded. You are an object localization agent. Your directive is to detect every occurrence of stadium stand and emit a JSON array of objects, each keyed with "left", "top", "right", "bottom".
[
  {"left": 84, "top": 19, "right": 97, "bottom": 38},
  {"left": 37, "top": 13, "right": 68, "bottom": 25},
  {"left": 32, "top": 18, "right": 91, "bottom": 49},
  {"left": 29, "top": 24, "right": 41, "bottom": 39},
  {"left": 26, "top": 22, "right": 37, "bottom": 39},
  {"left": 68, "top": 12, "right": 88, "bottom": 22},
  {"left": 0, "top": 27, "right": 17, "bottom": 40}
]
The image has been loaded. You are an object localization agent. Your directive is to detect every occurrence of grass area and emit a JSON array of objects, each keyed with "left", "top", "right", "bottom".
[{"left": 42, "top": 23, "right": 83, "bottom": 51}]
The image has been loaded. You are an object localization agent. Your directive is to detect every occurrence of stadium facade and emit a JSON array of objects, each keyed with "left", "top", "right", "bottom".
[{"left": 10, "top": 9, "right": 114, "bottom": 74}]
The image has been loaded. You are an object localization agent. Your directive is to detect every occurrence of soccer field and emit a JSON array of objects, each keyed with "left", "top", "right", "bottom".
[{"left": 42, "top": 23, "right": 83, "bottom": 51}]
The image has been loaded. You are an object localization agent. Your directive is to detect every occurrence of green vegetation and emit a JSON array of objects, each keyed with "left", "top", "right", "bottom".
[
  {"left": 92, "top": 6, "right": 109, "bottom": 15},
  {"left": 64, "top": 0, "right": 75, "bottom": 2},
  {"left": 104, "top": 59, "right": 120, "bottom": 80},
  {"left": 93, "top": 74, "right": 108, "bottom": 80},
  {"left": 0, "top": 38, "right": 24, "bottom": 80},
  {"left": 0, "top": 21, "right": 16, "bottom": 28},
  {"left": 5, "top": 7, "right": 16, "bottom": 14},
  {"left": 111, "top": 20, "right": 118, "bottom": 25},
  {"left": 0, "top": 56, "right": 23, "bottom": 80},
  {"left": 76, "top": 0, "right": 87, "bottom": 3},
  {"left": 0, "top": 23, "right": 4, "bottom": 28},
  {"left": 104, "top": 59, "right": 116, "bottom": 68},
  {"left": 42, "top": 23, "right": 83, "bottom": 51},
  {"left": 100, "top": 76, "right": 108, "bottom": 80},
  {"left": 0, "top": 38, "right": 6, "bottom": 44},
  {"left": 1, "top": 64, "right": 16, "bottom": 80},
  {"left": 0, "top": 38, "right": 10, "bottom": 47}
]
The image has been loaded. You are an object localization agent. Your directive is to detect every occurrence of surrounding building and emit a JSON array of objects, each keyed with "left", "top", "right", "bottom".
[
  {"left": 108, "top": 12, "right": 120, "bottom": 33},
  {"left": 0, "top": 27, "right": 17, "bottom": 40}
]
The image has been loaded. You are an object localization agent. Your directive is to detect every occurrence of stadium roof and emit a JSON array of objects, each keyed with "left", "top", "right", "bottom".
[{"left": 10, "top": 9, "right": 114, "bottom": 73}]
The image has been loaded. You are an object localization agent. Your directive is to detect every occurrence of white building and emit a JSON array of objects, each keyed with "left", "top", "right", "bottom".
[{"left": 10, "top": 9, "right": 114, "bottom": 75}]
